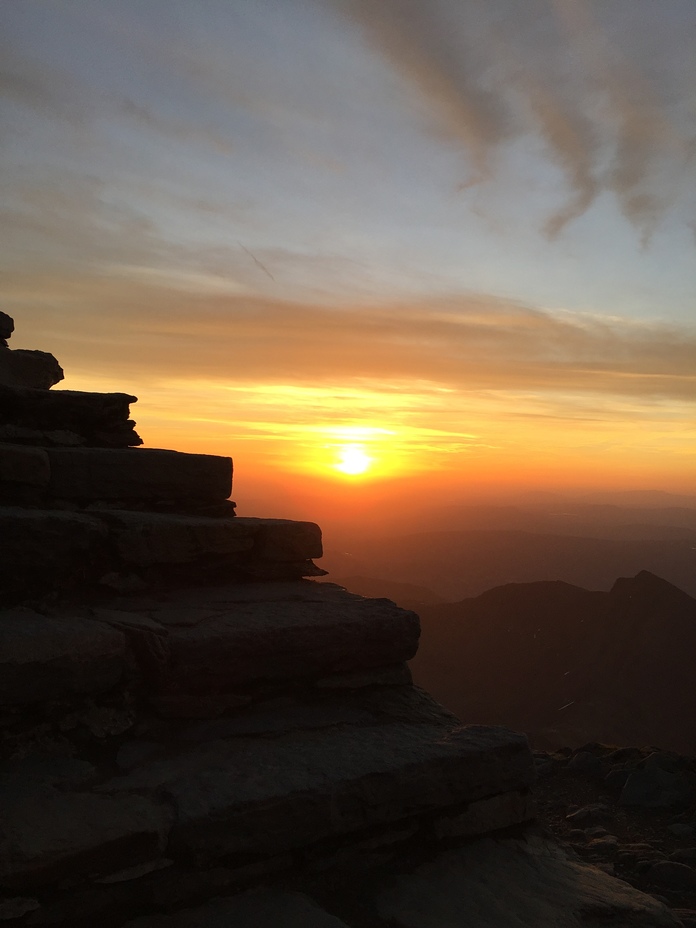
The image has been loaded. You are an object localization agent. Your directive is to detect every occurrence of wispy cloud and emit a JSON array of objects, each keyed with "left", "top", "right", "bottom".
[
  {"left": 7, "top": 268, "right": 694, "bottom": 402},
  {"left": 338, "top": 0, "right": 695, "bottom": 238}
]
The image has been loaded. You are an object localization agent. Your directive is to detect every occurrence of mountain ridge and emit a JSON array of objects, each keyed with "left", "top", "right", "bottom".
[{"left": 410, "top": 570, "right": 696, "bottom": 754}]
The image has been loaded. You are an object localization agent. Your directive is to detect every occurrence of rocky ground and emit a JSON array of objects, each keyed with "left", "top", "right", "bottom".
[{"left": 534, "top": 742, "right": 696, "bottom": 927}]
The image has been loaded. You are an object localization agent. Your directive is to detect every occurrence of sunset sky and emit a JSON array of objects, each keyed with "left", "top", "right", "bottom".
[{"left": 2, "top": 0, "right": 695, "bottom": 517}]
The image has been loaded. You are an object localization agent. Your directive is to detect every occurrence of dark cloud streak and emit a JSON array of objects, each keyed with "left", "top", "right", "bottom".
[{"left": 338, "top": 0, "right": 695, "bottom": 239}]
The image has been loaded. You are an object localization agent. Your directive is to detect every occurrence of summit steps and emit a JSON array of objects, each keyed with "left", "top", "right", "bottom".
[
  {"left": 0, "top": 314, "right": 680, "bottom": 927},
  {"left": 0, "top": 578, "right": 537, "bottom": 925}
]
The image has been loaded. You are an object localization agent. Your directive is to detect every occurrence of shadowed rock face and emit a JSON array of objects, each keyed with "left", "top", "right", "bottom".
[
  {"left": 0, "top": 311, "right": 15, "bottom": 346},
  {"left": 0, "top": 386, "right": 141, "bottom": 448},
  {"left": 0, "top": 510, "right": 324, "bottom": 603},
  {"left": 0, "top": 313, "right": 63, "bottom": 387},
  {"left": 0, "top": 349, "right": 64, "bottom": 390}
]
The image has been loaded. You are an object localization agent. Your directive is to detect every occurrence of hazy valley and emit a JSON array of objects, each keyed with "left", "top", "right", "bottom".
[
  {"left": 321, "top": 496, "right": 696, "bottom": 752},
  {"left": 321, "top": 495, "right": 696, "bottom": 601}
]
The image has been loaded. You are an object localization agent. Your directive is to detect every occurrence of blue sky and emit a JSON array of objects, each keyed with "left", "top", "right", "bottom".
[{"left": 2, "top": 0, "right": 695, "bottom": 493}]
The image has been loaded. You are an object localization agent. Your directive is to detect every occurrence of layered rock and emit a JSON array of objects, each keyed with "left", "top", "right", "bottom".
[
  {"left": 0, "top": 312, "right": 13, "bottom": 347},
  {"left": 0, "top": 314, "right": 64, "bottom": 390},
  {"left": 0, "top": 577, "right": 543, "bottom": 926},
  {"left": 0, "top": 387, "right": 141, "bottom": 448},
  {"left": 0, "top": 318, "right": 679, "bottom": 927}
]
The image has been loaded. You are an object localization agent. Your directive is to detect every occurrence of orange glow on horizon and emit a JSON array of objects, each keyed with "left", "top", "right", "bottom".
[{"left": 58, "top": 371, "right": 696, "bottom": 502}]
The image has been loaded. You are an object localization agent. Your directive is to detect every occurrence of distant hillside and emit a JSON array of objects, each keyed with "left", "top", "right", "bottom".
[
  {"left": 321, "top": 529, "right": 696, "bottom": 601},
  {"left": 410, "top": 571, "right": 696, "bottom": 754}
]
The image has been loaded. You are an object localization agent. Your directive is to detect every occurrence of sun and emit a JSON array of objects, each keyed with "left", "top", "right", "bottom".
[{"left": 334, "top": 443, "right": 373, "bottom": 476}]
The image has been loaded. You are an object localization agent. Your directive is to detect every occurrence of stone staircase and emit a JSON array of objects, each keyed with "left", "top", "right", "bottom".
[{"left": 0, "top": 317, "right": 682, "bottom": 926}]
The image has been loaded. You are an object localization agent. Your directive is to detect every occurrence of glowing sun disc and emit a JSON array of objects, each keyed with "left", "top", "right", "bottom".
[{"left": 334, "top": 444, "right": 372, "bottom": 475}]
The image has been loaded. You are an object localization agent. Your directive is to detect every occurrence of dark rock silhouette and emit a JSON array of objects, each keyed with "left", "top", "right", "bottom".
[
  {"left": 0, "top": 311, "right": 14, "bottom": 347},
  {"left": 0, "top": 313, "right": 64, "bottom": 388},
  {"left": 0, "top": 386, "right": 141, "bottom": 448}
]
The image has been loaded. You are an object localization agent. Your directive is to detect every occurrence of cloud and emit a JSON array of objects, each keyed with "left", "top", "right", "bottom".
[
  {"left": 7, "top": 269, "right": 695, "bottom": 402},
  {"left": 340, "top": 0, "right": 511, "bottom": 180},
  {"left": 338, "top": 0, "right": 695, "bottom": 238},
  {"left": 550, "top": 0, "right": 692, "bottom": 243}
]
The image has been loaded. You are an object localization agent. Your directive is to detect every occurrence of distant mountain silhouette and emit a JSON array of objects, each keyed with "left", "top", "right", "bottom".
[
  {"left": 410, "top": 571, "right": 696, "bottom": 753},
  {"left": 322, "top": 529, "right": 696, "bottom": 601}
]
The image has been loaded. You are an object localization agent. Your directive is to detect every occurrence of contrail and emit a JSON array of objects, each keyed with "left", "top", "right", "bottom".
[{"left": 239, "top": 242, "right": 275, "bottom": 281}]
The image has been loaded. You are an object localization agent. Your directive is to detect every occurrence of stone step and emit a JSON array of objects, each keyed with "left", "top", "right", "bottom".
[
  {"left": 0, "top": 511, "right": 324, "bottom": 602},
  {"left": 0, "top": 443, "right": 232, "bottom": 509},
  {"left": 0, "top": 386, "right": 138, "bottom": 446},
  {"left": 1, "top": 680, "right": 534, "bottom": 896},
  {"left": 121, "top": 891, "right": 353, "bottom": 927},
  {"left": 99, "top": 715, "right": 534, "bottom": 864},
  {"left": 118, "top": 840, "right": 683, "bottom": 928},
  {"left": 0, "top": 607, "right": 126, "bottom": 706},
  {"left": 1, "top": 583, "right": 414, "bottom": 710},
  {"left": 46, "top": 447, "right": 232, "bottom": 502},
  {"left": 135, "top": 581, "right": 419, "bottom": 703}
]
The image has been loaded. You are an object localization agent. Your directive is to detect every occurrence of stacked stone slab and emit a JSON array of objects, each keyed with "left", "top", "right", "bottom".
[
  {"left": 0, "top": 318, "right": 679, "bottom": 927},
  {"left": 0, "top": 316, "right": 325, "bottom": 602}
]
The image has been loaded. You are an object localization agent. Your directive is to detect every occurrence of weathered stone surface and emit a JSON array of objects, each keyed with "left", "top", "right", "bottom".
[
  {"left": 0, "top": 507, "right": 109, "bottom": 602},
  {"left": 0, "top": 510, "right": 326, "bottom": 602},
  {"left": 0, "top": 896, "right": 40, "bottom": 920},
  {"left": 174, "top": 696, "right": 376, "bottom": 740},
  {"left": 0, "top": 386, "right": 140, "bottom": 447},
  {"left": 0, "top": 350, "right": 63, "bottom": 390},
  {"left": 373, "top": 835, "right": 682, "bottom": 927},
  {"left": 645, "top": 860, "right": 696, "bottom": 890},
  {"left": 0, "top": 756, "right": 96, "bottom": 792},
  {"left": 47, "top": 448, "right": 231, "bottom": 502},
  {"left": 620, "top": 753, "right": 694, "bottom": 809},
  {"left": 94, "top": 857, "right": 174, "bottom": 884},
  {"left": 121, "top": 890, "right": 352, "bottom": 928},
  {"left": 0, "top": 424, "right": 85, "bottom": 447},
  {"left": 0, "top": 445, "right": 49, "bottom": 488},
  {"left": 315, "top": 663, "right": 413, "bottom": 689},
  {"left": 97, "top": 511, "right": 254, "bottom": 567},
  {"left": 147, "top": 582, "right": 419, "bottom": 695},
  {"left": 0, "top": 609, "right": 125, "bottom": 705},
  {"left": 239, "top": 517, "right": 323, "bottom": 561},
  {"left": 100, "top": 723, "right": 533, "bottom": 861},
  {"left": 0, "top": 785, "right": 172, "bottom": 890},
  {"left": 433, "top": 788, "right": 535, "bottom": 838},
  {"left": 0, "top": 312, "right": 13, "bottom": 343}
]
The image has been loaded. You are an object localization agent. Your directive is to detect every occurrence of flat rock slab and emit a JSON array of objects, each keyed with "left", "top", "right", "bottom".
[
  {"left": 0, "top": 507, "right": 109, "bottom": 601},
  {"left": 372, "top": 835, "right": 681, "bottom": 927},
  {"left": 145, "top": 581, "right": 419, "bottom": 693},
  {"left": 46, "top": 447, "right": 232, "bottom": 501},
  {"left": 0, "top": 444, "right": 50, "bottom": 487},
  {"left": 0, "top": 349, "right": 63, "bottom": 390},
  {"left": 0, "top": 786, "right": 171, "bottom": 890},
  {"left": 98, "top": 511, "right": 256, "bottom": 566},
  {"left": 97, "top": 513, "right": 322, "bottom": 568},
  {"left": 100, "top": 722, "right": 533, "bottom": 860},
  {"left": 0, "top": 608, "right": 125, "bottom": 705},
  {"left": 0, "top": 386, "right": 139, "bottom": 447},
  {"left": 122, "top": 890, "right": 351, "bottom": 927},
  {"left": 0, "top": 511, "right": 324, "bottom": 602}
]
